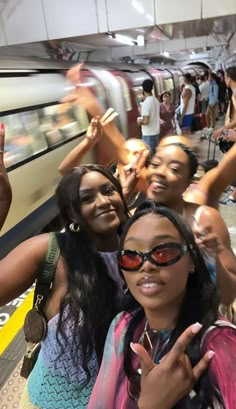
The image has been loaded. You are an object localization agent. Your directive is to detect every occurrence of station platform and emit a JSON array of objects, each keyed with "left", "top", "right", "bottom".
[{"left": 1, "top": 120, "right": 236, "bottom": 408}]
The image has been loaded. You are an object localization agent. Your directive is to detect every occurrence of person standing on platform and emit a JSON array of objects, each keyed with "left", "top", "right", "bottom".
[
  {"left": 199, "top": 74, "right": 210, "bottom": 114},
  {"left": 179, "top": 73, "right": 196, "bottom": 135},
  {"left": 137, "top": 79, "right": 160, "bottom": 156},
  {"left": 206, "top": 73, "right": 219, "bottom": 130}
]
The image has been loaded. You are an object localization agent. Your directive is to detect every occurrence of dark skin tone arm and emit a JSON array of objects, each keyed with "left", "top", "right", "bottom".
[
  {"left": 0, "top": 125, "right": 12, "bottom": 230},
  {"left": 0, "top": 234, "right": 67, "bottom": 320},
  {"left": 190, "top": 205, "right": 236, "bottom": 305},
  {"left": 195, "top": 142, "right": 236, "bottom": 208}
]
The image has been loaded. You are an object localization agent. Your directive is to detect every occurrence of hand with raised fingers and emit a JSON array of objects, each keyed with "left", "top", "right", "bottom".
[
  {"left": 99, "top": 108, "right": 119, "bottom": 133},
  {"left": 0, "top": 123, "right": 12, "bottom": 230},
  {"left": 86, "top": 116, "right": 103, "bottom": 145},
  {"left": 119, "top": 149, "right": 149, "bottom": 202},
  {"left": 132, "top": 323, "right": 214, "bottom": 409}
]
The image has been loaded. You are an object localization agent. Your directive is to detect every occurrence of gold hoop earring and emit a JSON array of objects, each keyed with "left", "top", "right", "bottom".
[{"left": 69, "top": 223, "right": 80, "bottom": 233}]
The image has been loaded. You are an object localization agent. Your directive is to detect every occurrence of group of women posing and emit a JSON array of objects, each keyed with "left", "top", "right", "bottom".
[{"left": 0, "top": 64, "right": 236, "bottom": 409}]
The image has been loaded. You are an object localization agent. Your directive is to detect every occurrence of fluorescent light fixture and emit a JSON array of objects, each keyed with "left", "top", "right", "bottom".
[
  {"left": 0, "top": 69, "right": 38, "bottom": 73},
  {"left": 132, "top": 0, "right": 144, "bottom": 14},
  {"left": 115, "top": 34, "right": 136, "bottom": 46},
  {"left": 107, "top": 32, "right": 136, "bottom": 46},
  {"left": 137, "top": 35, "right": 145, "bottom": 47},
  {"left": 161, "top": 51, "right": 170, "bottom": 57}
]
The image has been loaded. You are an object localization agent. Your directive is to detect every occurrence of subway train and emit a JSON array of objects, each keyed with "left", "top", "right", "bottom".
[{"left": 0, "top": 58, "right": 203, "bottom": 257}]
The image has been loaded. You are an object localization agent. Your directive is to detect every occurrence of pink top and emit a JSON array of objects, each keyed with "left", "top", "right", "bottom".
[{"left": 88, "top": 313, "right": 236, "bottom": 409}]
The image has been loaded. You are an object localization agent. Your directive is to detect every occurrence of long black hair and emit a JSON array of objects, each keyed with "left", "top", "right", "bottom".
[
  {"left": 118, "top": 201, "right": 219, "bottom": 408},
  {"left": 55, "top": 164, "right": 128, "bottom": 383}
]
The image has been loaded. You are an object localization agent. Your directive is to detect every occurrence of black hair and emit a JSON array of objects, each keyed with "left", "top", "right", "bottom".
[
  {"left": 142, "top": 79, "right": 153, "bottom": 93},
  {"left": 183, "top": 73, "right": 192, "bottom": 83},
  {"left": 226, "top": 66, "right": 236, "bottom": 82},
  {"left": 119, "top": 202, "right": 219, "bottom": 408},
  {"left": 210, "top": 72, "right": 221, "bottom": 86},
  {"left": 55, "top": 164, "right": 128, "bottom": 384}
]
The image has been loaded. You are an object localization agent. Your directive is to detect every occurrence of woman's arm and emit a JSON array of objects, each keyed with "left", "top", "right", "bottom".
[
  {"left": 197, "top": 142, "right": 236, "bottom": 208},
  {"left": 0, "top": 124, "right": 12, "bottom": 230},
  {"left": 58, "top": 118, "right": 100, "bottom": 175},
  {"left": 0, "top": 234, "right": 49, "bottom": 306},
  {"left": 195, "top": 206, "right": 236, "bottom": 305}
]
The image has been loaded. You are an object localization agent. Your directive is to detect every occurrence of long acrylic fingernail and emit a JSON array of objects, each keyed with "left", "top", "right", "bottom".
[
  {"left": 207, "top": 350, "right": 215, "bottom": 359},
  {"left": 0, "top": 123, "right": 5, "bottom": 130},
  {"left": 130, "top": 342, "right": 138, "bottom": 354},
  {"left": 191, "top": 322, "right": 203, "bottom": 334}
]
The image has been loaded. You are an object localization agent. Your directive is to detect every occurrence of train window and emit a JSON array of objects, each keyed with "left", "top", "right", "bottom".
[
  {"left": 116, "top": 76, "right": 132, "bottom": 112},
  {"left": 133, "top": 86, "right": 143, "bottom": 106},
  {"left": 2, "top": 103, "right": 89, "bottom": 169}
]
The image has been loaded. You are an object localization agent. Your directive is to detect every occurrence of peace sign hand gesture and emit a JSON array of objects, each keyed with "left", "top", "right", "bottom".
[{"left": 131, "top": 323, "right": 215, "bottom": 409}]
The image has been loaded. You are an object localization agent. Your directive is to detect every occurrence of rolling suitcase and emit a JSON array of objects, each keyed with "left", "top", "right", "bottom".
[{"left": 200, "top": 134, "right": 218, "bottom": 172}]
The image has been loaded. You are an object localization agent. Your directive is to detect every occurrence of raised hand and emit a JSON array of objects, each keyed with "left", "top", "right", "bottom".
[
  {"left": 130, "top": 323, "right": 214, "bottom": 409},
  {"left": 86, "top": 117, "right": 103, "bottom": 145},
  {"left": 119, "top": 149, "right": 149, "bottom": 202},
  {"left": 0, "top": 123, "right": 12, "bottom": 230}
]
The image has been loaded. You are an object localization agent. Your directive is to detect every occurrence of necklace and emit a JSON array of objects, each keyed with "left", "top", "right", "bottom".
[{"left": 138, "top": 320, "right": 172, "bottom": 364}]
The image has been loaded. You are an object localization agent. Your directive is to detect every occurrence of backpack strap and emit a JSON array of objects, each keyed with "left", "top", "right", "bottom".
[{"left": 33, "top": 232, "right": 60, "bottom": 311}]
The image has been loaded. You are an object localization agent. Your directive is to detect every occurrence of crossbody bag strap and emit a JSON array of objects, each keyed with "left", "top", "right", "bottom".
[{"left": 33, "top": 232, "right": 60, "bottom": 311}]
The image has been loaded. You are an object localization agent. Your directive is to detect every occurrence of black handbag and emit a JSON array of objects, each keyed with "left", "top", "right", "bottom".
[
  {"left": 20, "top": 233, "right": 60, "bottom": 379},
  {"left": 218, "top": 138, "right": 234, "bottom": 153}
]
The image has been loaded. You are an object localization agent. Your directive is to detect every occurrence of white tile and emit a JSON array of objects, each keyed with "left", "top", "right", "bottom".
[
  {"left": 96, "top": 0, "right": 108, "bottom": 32},
  {"left": 2, "top": 0, "right": 47, "bottom": 45},
  {"left": 43, "top": 0, "right": 99, "bottom": 39},
  {"left": 107, "top": 0, "right": 154, "bottom": 31},
  {"left": 155, "top": 0, "right": 201, "bottom": 24},
  {"left": 202, "top": 0, "right": 236, "bottom": 18}
]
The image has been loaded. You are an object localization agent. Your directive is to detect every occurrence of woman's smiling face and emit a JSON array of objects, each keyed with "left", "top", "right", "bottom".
[{"left": 146, "top": 145, "right": 191, "bottom": 205}]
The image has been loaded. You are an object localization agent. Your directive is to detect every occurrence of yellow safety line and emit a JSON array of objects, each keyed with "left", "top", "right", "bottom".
[{"left": 0, "top": 290, "right": 34, "bottom": 355}]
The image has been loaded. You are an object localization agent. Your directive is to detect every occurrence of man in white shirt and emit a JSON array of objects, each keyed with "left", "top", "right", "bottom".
[
  {"left": 137, "top": 79, "right": 160, "bottom": 155},
  {"left": 179, "top": 73, "right": 196, "bottom": 134},
  {"left": 199, "top": 74, "right": 210, "bottom": 114}
]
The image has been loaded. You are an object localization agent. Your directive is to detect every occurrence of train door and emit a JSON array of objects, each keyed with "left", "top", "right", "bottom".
[
  {"left": 110, "top": 70, "right": 139, "bottom": 138},
  {"left": 142, "top": 67, "right": 165, "bottom": 99}
]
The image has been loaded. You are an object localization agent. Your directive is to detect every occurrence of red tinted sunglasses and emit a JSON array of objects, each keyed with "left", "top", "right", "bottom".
[{"left": 118, "top": 242, "right": 188, "bottom": 271}]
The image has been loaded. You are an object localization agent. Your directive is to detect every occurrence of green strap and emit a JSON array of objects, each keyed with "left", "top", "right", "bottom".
[{"left": 33, "top": 232, "right": 60, "bottom": 310}]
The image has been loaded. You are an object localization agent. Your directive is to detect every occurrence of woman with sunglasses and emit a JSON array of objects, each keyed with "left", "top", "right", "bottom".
[{"left": 88, "top": 204, "right": 236, "bottom": 409}]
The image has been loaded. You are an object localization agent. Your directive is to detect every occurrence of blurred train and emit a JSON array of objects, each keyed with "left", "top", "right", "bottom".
[{"left": 0, "top": 58, "right": 204, "bottom": 257}]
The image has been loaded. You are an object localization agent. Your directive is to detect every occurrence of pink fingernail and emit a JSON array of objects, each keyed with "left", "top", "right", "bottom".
[
  {"left": 130, "top": 342, "right": 138, "bottom": 354},
  {"left": 191, "top": 322, "right": 203, "bottom": 334},
  {"left": 207, "top": 350, "right": 215, "bottom": 359},
  {"left": 0, "top": 123, "right": 5, "bottom": 130}
]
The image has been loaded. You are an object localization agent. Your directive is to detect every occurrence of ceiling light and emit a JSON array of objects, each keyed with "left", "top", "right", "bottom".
[
  {"left": 137, "top": 35, "right": 145, "bottom": 47},
  {"left": 136, "top": 29, "right": 145, "bottom": 33},
  {"left": 161, "top": 51, "right": 170, "bottom": 57}
]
